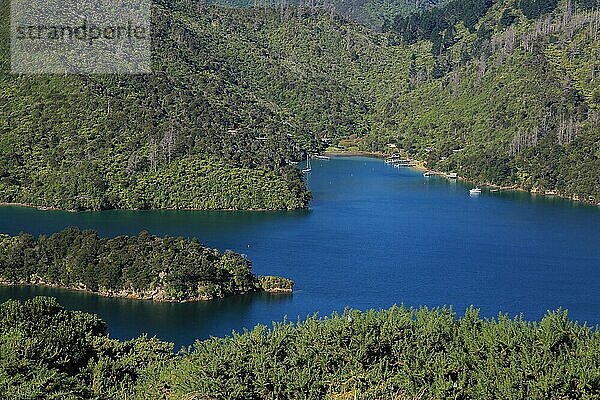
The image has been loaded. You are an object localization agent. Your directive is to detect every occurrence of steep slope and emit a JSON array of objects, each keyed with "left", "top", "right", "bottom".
[
  {"left": 1, "top": 0, "right": 598, "bottom": 210},
  {"left": 362, "top": 0, "right": 600, "bottom": 202},
  {"left": 0, "top": 0, "right": 376, "bottom": 211},
  {"left": 209, "top": 0, "right": 446, "bottom": 30}
]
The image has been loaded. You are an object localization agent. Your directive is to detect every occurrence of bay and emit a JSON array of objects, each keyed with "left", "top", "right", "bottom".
[{"left": 1, "top": 156, "right": 599, "bottom": 348}]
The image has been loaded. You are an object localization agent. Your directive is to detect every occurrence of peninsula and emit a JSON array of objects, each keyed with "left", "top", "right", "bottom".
[{"left": 0, "top": 227, "right": 293, "bottom": 302}]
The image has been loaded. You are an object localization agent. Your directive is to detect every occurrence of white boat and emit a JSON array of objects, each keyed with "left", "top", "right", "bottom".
[
  {"left": 314, "top": 154, "right": 330, "bottom": 160},
  {"left": 447, "top": 172, "right": 458, "bottom": 179},
  {"left": 423, "top": 171, "right": 433, "bottom": 177},
  {"left": 469, "top": 188, "right": 482, "bottom": 195},
  {"left": 301, "top": 155, "right": 312, "bottom": 173}
]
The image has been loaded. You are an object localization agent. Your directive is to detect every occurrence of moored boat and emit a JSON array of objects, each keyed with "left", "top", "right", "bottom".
[{"left": 301, "top": 155, "right": 312, "bottom": 173}]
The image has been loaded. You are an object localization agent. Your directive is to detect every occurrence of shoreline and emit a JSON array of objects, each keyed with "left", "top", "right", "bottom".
[
  {"left": 326, "top": 151, "right": 599, "bottom": 207},
  {"left": 323, "top": 150, "right": 386, "bottom": 158},
  {"left": 0, "top": 281, "right": 293, "bottom": 303},
  {"left": 2, "top": 155, "right": 598, "bottom": 212},
  {"left": 0, "top": 202, "right": 79, "bottom": 212},
  {"left": 0, "top": 281, "right": 236, "bottom": 303},
  {"left": 0, "top": 202, "right": 308, "bottom": 213},
  {"left": 413, "top": 161, "right": 599, "bottom": 207}
]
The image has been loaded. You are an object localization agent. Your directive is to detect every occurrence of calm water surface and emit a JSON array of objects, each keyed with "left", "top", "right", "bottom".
[{"left": 1, "top": 157, "right": 599, "bottom": 347}]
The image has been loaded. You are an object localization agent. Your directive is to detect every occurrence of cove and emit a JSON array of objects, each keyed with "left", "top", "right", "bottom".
[{"left": 1, "top": 156, "right": 599, "bottom": 348}]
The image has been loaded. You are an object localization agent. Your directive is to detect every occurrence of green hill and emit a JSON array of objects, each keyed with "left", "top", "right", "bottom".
[
  {"left": 364, "top": 0, "right": 600, "bottom": 201},
  {"left": 2, "top": 0, "right": 343, "bottom": 211},
  {"left": 0, "top": 0, "right": 424, "bottom": 211},
  {"left": 0, "top": 0, "right": 411, "bottom": 211},
  {"left": 0, "top": 227, "right": 293, "bottom": 301},
  {"left": 1, "top": 0, "right": 598, "bottom": 211}
]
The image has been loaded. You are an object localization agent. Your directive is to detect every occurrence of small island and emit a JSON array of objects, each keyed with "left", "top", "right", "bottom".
[{"left": 0, "top": 227, "right": 293, "bottom": 302}]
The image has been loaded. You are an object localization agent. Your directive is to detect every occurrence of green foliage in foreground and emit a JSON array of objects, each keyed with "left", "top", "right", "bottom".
[
  {"left": 0, "top": 227, "right": 291, "bottom": 301},
  {"left": 136, "top": 306, "right": 600, "bottom": 399},
  {"left": 0, "top": 297, "right": 174, "bottom": 399},
  {"left": 2, "top": 297, "right": 600, "bottom": 399}
]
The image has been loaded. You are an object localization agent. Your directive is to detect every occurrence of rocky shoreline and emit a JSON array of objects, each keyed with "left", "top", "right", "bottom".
[
  {"left": 0, "top": 202, "right": 301, "bottom": 213},
  {"left": 0, "top": 276, "right": 294, "bottom": 303}
]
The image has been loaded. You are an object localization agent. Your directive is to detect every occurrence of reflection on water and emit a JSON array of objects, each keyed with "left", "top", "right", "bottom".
[
  {"left": 0, "top": 285, "right": 293, "bottom": 348},
  {"left": 0, "top": 207, "right": 310, "bottom": 244}
]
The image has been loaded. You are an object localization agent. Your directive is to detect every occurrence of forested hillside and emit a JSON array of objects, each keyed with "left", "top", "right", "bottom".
[
  {"left": 370, "top": 0, "right": 600, "bottom": 201},
  {"left": 0, "top": 227, "right": 293, "bottom": 301},
  {"left": 1, "top": 0, "right": 598, "bottom": 210},
  {"left": 0, "top": 0, "right": 414, "bottom": 211},
  {"left": 2, "top": 297, "right": 600, "bottom": 399},
  {"left": 210, "top": 0, "right": 445, "bottom": 29},
  {"left": 1, "top": 0, "right": 327, "bottom": 211}
]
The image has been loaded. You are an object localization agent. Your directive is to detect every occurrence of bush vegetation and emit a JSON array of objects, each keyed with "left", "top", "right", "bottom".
[
  {"left": 371, "top": 0, "right": 600, "bottom": 201},
  {"left": 259, "top": 275, "right": 295, "bottom": 292},
  {"left": 0, "top": 227, "right": 291, "bottom": 301},
  {"left": 2, "top": 297, "right": 600, "bottom": 399},
  {"left": 1, "top": 0, "right": 598, "bottom": 209},
  {"left": 0, "top": 297, "right": 174, "bottom": 399}
]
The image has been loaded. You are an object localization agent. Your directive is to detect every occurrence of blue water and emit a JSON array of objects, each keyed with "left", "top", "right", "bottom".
[{"left": 1, "top": 156, "right": 599, "bottom": 347}]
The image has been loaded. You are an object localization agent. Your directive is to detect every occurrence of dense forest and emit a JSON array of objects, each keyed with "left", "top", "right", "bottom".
[
  {"left": 1, "top": 0, "right": 317, "bottom": 211},
  {"left": 2, "top": 0, "right": 598, "bottom": 210},
  {"left": 0, "top": 227, "right": 293, "bottom": 301},
  {"left": 1, "top": 0, "right": 599, "bottom": 210},
  {"left": 211, "top": 0, "right": 446, "bottom": 29},
  {"left": 2, "top": 296, "right": 600, "bottom": 399},
  {"left": 371, "top": 0, "right": 600, "bottom": 201}
]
